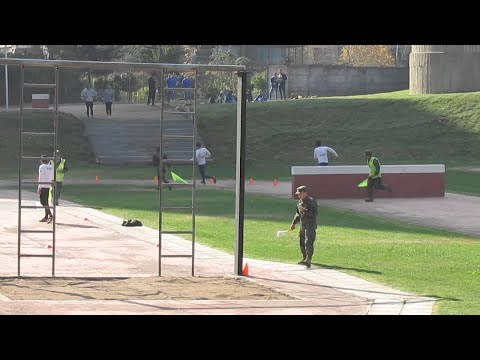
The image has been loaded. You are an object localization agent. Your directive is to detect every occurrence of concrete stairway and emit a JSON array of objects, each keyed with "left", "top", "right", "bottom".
[{"left": 85, "top": 111, "right": 202, "bottom": 165}]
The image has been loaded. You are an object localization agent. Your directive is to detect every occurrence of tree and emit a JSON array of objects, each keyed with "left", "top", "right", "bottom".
[
  {"left": 339, "top": 45, "right": 395, "bottom": 67},
  {"left": 119, "top": 45, "right": 182, "bottom": 63}
]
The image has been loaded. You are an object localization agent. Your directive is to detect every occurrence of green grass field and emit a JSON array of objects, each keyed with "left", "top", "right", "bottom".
[
  {"left": 2, "top": 91, "right": 480, "bottom": 195},
  {"left": 197, "top": 90, "right": 480, "bottom": 166},
  {"left": 61, "top": 184, "right": 480, "bottom": 315}
]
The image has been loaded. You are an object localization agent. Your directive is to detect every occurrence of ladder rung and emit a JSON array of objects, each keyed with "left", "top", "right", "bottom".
[
  {"left": 162, "top": 159, "right": 195, "bottom": 164},
  {"left": 163, "top": 111, "right": 196, "bottom": 115},
  {"left": 160, "top": 255, "right": 193, "bottom": 258},
  {"left": 164, "top": 87, "right": 195, "bottom": 91},
  {"left": 161, "top": 230, "right": 193, "bottom": 235},
  {"left": 22, "top": 156, "right": 55, "bottom": 160},
  {"left": 20, "top": 254, "right": 53, "bottom": 258},
  {"left": 22, "top": 108, "right": 56, "bottom": 112},
  {"left": 161, "top": 207, "right": 193, "bottom": 210},
  {"left": 162, "top": 183, "right": 193, "bottom": 188},
  {"left": 22, "top": 132, "right": 55, "bottom": 136},
  {"left": 21, "top": 181, "right": 52, "bottom": 185},
  {"left": 24, "top": 83, "right": 56, "bottom": 89},
  {"left": 21, "top": 205, "right": 43, "bottom": 209},
  {"left": 162, "top": 135, "right": 194, "bottom": 140},
  {"left": 20, "top": 230, "right": 54, "bottom": 234}
]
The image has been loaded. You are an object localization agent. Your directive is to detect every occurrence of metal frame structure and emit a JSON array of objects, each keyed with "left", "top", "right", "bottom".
[{"left": 0, "top": 58, "right": 247, "bottom": 277}]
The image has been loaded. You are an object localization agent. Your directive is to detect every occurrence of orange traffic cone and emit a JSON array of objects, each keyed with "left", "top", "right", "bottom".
[
  {"left": 273, "top": 179, "right": 278, "bottom": 187},
  {"left": 154, "top": 175, "right": 159, "bottom": 184},
  {"left": 45, "top": 244, "right": 53, "bottom": 249},
  {"left": 242, "top": 263, "right": 249, "bottom": 276},
  {"left": 209, "top": 177, "right": 215, "bottom": 184},
  {"left": 249, "top": 178, "right": 254, "bottom": 185},
  {"left": 95, "top": 175, "right": 99, "bottom": 183}
]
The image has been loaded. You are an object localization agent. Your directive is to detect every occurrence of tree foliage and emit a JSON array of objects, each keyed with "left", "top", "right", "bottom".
[{"left": 339, "top": 45, "right": 395, "bottom": 67}]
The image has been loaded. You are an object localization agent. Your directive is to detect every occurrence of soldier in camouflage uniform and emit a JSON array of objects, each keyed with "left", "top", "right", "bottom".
[{"left": 290, "top": 186, "right": 318, "bottom": 268}]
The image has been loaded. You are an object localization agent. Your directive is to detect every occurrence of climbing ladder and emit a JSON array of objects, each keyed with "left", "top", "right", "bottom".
[
  {"left": 17, "top": 64, "right": 59, "bottom": 277},
  {"left": 158, "top": 70, "right": 198, "bottom": 276}
]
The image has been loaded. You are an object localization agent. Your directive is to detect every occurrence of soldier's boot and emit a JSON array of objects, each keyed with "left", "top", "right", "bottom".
[
  {"left": 304, "top": 256, "right": 312, "bottom": 268},
  {"left": 297, "top": 257, "right": 307, "bottom": 265}
]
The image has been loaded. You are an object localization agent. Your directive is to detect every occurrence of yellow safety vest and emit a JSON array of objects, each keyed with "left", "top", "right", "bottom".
[{"left": 368, "top": 157, "right": 382, "bottom": 179}]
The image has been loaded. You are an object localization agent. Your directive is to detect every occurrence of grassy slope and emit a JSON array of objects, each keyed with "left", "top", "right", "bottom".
[
  {"left": 2, "top": 91, "right": 480, "bottom": 194},
  {"left": 197, "top": 90, "right": 480, "bottom": 166},
  {"left": 62, "top": 185, "right": 480, "bottom": 315},
  {"left": 0, "top": 110, "right": 94, "bottom": 177}
]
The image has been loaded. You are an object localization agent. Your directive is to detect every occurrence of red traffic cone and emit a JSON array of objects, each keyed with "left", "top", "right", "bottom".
[
  {"left": 242, "top": 263, "right": 249, "bottom": 276},
  {"left": 273, "top": 179, "right": 278, "bottom": 187},
  {"left": 209, "top": 177, "right": 215, "bottom": 183},
  {"left": 249, "top": 178, "right": 254, "bottom": 185},
  {"left": 45, "top": 244, "right": 53, "bottom": 249}
]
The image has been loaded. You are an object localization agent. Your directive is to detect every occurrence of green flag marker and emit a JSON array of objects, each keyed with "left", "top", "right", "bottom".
[
  {"left": 171, "top": 171, "right": 188, "bottom": 184},
  {"left": 357, "top": 179, "right": 369, "bottom": 188}
]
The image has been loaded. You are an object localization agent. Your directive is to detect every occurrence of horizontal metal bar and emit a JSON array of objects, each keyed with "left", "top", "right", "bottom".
[
  {"left": 162, "top": 159, "right": 195, "bottom": 164},
  {"left": 0, "top": 58, "right": 245, "bottom": 72},
  {"left": 21, "top": 205, "right": 43, "bottom": 209},
  {"left": 162, "top": 183, "right": 193, "bottom": 188},
  {"left": 22, "top": 156, "right": 55, "bottom": 160},
  {"left": 20, "top": 230, "right": 54, "bottom": 234},
  {"left": 161, "top": 231, "right": 194, "bottom": 235},
  {"left": 21, "top": 181, "right": 52, "bottom": 185},
  {"left": 22, "top": 132, "right": 55, "bottom": 136},
  {"left": 160, "top": 255, "right": 193, "bottom": 258},
  {"left": 21, "top": 108, "right": 56, "bottom": 112},
  {"left": 20, "top": 254, "right": 53, "bottom": 258},
  {"left": 163, "top": 111, "right": 196, "bottom": 115},
  {"left": 164, "top": 87, "right": 195, "bottom": 91},
  {"left": 161, "top": 207, "right": 193, "bottom": 210},
  {"left": 23, "top": 83, "right": 56, "bottom": 89},
  {"left": 162, "top": 135, "right": 194, "bottom": 140}
]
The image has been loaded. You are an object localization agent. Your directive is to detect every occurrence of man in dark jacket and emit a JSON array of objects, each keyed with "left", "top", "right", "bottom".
[
  {"left": 152, "top": 147, "right": 171, "bottom": 190},
  {"left": 290, "top": 186, "right": 318, "bottom": 268},
  {"left": 147, "top": 73, "right": 156, "bottom": 106}
]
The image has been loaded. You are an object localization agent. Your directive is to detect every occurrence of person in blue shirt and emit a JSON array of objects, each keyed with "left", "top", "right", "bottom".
[
  {"left": 166, "top": 73, "right": 177, "bottom": 102},
  {"left": 182, "top": 75, "right": 192, "bottom": 101}
]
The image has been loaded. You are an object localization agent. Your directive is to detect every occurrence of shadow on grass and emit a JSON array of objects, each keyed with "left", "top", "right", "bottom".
[
  {"left": 61, "top": 185, "right": 477, "bottom": 241},
  {"left": 312, "top": 263, "right": 381, "bottom": 274}
]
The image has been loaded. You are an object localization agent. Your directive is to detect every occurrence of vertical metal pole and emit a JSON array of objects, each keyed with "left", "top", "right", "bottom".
[
  {"left": 191, "top": 71, "right": 197, "bottom": 276},
  {"left": 234, "top": 70, "right": 247, "bottom": 276},
  {"left": 158, "top": 69, "right": 164, "bottom": 276},
  {"left": 52, "top": 67, "right": 59, "bottom": 277},
  {"left": 17, "top": 65, "right": 24, "bottom": 277},
  {"left": 4, "top": 45, "right": 8, "bottom": 111}
]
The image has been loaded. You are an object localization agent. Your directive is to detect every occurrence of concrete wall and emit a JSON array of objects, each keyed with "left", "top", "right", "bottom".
[
  {"left": 410, "top": 45, "right": 480, "bottom": 94},
  {"left": 291, "top": 165, "right": 445, "bottom": 199},
  {"left": 269, "top": 65, "right": 408, "bottom": 97}
]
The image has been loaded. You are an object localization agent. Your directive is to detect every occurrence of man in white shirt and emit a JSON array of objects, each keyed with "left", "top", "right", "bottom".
[
  {"left": 38, "top": 155, "right": 54, "bottom": 223},
  {"left": 313, "top": 140, "right": 338, "bottom": 166},
  {"left": 195, "top": 142, "right": 216, "bottom": 184}
]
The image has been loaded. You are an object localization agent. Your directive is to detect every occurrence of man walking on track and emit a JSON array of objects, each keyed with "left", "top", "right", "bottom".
[
  {"left": 195, "top": 142, "right": 216, "bottom": 185},
  {"left": 290, "top": 186, "right": 318, "bottom": 268},
  {"left": 364, "top": 150, "right": 392, "bottom": 202}
]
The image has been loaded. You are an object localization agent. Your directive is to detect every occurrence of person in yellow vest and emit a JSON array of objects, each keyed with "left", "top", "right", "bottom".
[
  {"left": 364, "top": 150, "right": 392, "bottom": 202},
  {"left": 49, "top": 149, "right": 69, "bottom": 206}
]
